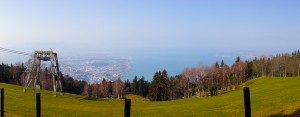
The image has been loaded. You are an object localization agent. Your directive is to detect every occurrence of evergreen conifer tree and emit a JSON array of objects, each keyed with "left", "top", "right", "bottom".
[{"left": 149, "top": 70, "right": 171, "bottom": 101}]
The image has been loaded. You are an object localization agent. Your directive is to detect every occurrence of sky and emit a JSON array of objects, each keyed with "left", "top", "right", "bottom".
[{"left": 1, "top": 0, "right": 300, "bottom": 79}]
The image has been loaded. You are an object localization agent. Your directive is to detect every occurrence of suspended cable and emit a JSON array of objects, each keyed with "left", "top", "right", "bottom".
[{"left": 0, "top": 47, "right": 32, "bottom": 56}]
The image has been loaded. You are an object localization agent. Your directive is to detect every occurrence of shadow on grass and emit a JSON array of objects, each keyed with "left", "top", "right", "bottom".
[
  {"left": 81, "top": 97, "right": 110, "bottom": 101},
  {"left": 268, "top": 109, "right": 300, "bottom": 117}
]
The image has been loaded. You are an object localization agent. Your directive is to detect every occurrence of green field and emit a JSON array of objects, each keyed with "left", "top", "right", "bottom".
[{"left": 1, "top": 77, "right": 300, "bottom": 117}]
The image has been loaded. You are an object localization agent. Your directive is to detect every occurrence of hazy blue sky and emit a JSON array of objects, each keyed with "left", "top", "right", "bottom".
[{"left": 1, "top": 0, "right": 300, "bottom": 58}]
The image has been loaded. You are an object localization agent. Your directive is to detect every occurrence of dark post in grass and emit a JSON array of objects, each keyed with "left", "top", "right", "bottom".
[
  {"left": 36, "top": 93, "right": 41, "bottom": 117},
  {"left": 124, "top": 99, "right": 131, "bottom": 117},
  {"left": 243, "top": 87, "right": 251, "bottom": 117},
  {"left": 1, "top": 88, "right": 4, "bottom": 117}
]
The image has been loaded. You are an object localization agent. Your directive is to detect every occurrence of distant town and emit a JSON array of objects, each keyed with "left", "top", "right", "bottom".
[{"left": 60, "top": 56, "right": 131, "bottom": 84}]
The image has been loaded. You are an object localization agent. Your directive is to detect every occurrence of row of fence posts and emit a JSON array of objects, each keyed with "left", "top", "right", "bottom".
[
  {"left": 0, "top": 88, "right": 132, "bottom": 117},
  {"left": 0, "top": 87, "right": 251, "bottom": 117},
  {"left": 0, "top": 88, "right": 42, "bottom": 117}
]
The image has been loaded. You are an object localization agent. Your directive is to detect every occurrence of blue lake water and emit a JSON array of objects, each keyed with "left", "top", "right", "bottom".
[{"left": 123, "top": 51, "right": 236, "bottom": 81}]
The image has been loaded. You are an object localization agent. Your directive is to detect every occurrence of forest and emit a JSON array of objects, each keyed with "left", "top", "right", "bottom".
[{"left": 1, "top": 50, "right": 300, "bottom": 101}]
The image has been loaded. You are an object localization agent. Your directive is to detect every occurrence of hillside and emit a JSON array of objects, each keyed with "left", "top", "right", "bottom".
[{"left": 1, "top": 77, "right": 300, "bottom": 117}]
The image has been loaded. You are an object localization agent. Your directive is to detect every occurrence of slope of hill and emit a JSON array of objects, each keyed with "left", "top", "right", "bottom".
[
  {"left": 124, "top": 94, "right": 149, "bottom": 101},
  {"left": 1, "top": 77, "right": 300, "bottom": 117}
]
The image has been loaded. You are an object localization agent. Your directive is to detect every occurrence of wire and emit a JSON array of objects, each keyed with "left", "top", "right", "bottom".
[{"left": 0, "top": 47, "right": 32, "bottom": 56}]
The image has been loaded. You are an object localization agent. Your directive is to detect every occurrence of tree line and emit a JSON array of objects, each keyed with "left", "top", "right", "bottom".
[
  {"left": 147, "top": 50, "right": 300, "bottom": 101},
  {"left": 0, "top": 62, "right": 88, "bottom": 95},
  {"left": 251, "top": 50, "right": 300, "bottom": 77},
  {"left": 86, "top": 75, "right": 151, "bottom": 99},
  {"left": 0, "top": 62, "right": 26, "bottom": 86},
  {"left": 146, "top": 57, "right": 248, "bottom": 101},
  {"left": 1, "top": 50, "right": 300, "bottom": 101},
  {"left": 169, "top": 57, "right": 249, "bottom": 99}
]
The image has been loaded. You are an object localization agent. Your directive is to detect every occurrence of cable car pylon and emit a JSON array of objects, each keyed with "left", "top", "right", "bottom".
[{"left": 23, "top": 50, "right": 63, "bottom": 96}]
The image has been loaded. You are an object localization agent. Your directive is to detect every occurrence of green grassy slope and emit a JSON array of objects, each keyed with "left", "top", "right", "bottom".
[
  {"left": 1, "top": 77, "right": 300, "bottom": 117},
  {"left": 1, "top": 84, "right": 124, "bottom": 117}
]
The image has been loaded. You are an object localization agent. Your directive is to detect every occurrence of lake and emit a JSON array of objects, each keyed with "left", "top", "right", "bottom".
[{"left": 122, "top": 51, "right": 237, "bottom": 81}]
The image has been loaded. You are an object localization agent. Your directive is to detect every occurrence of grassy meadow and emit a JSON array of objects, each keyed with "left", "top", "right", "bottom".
[{"left": 1, "top": 77, "right": 300, "bottom": 117}]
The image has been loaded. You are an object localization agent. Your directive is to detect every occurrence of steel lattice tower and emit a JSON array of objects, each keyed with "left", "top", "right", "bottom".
[{"left": 23, "top": 50, "right": 63, "bottom": 96}]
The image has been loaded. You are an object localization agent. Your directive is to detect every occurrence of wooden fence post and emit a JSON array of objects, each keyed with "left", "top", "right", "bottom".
[
  {"left": 36, "top": 93, "right": 41, "bottom": 117},
  {"left": 243, "top": 87, "right": 251, "bottom": 117},
  {"left": 124, "top": 99, "right": 131, "bottom": 117},
  {"left": 1, "top": 88, "right": 3, "bottom": 117}
]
